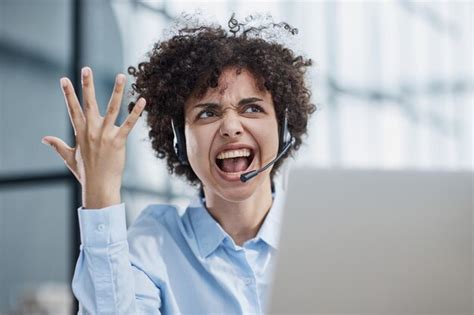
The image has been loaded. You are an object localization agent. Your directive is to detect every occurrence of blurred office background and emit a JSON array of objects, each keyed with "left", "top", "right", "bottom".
[{"left": 0, "top": 0, "right": 472, "bottom": 314}]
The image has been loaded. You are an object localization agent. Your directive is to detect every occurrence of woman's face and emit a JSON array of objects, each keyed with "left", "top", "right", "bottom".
[{"left": 184, "top": 67, "right": 279, "bottom": 202}]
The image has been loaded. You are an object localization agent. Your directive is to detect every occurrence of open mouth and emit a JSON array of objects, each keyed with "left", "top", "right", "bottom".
[{"left": 215, "top": 148, "right": 255, "bottom": 173}]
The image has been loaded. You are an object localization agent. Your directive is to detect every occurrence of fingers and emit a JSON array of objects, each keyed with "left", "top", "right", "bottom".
[
  {"left": 41, "top": 136, "right": 76, "bottom": 166},
  {"left": 103, "top": 73, "right": 126, "bottom": 128},
  {"left": 60, "top": 77, "right": 85, "bottom": 135},
  {"left": 118, "top": 98, "right": 146, "bottom": 138},
  {"left": 81, "top": 67, "right": 100, "bottom": 118}
]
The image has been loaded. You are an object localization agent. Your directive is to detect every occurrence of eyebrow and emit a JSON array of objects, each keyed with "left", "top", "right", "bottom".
[{"left": 192, "top": 97, "right": 264, "bottom": 110}]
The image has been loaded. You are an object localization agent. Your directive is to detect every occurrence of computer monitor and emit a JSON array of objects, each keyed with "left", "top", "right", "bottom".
[{"left": 268, "top": 168, "right": 472, "bottom": 315}]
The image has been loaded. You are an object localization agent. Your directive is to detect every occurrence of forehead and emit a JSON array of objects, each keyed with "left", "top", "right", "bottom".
[{"left": 185, "top": 68, "right": 271, "bottom": 107}]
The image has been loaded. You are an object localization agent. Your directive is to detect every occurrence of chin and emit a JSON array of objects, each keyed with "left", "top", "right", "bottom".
[
  {"left": 203, "top": 170, "right": 272, "bottom": 204},
  {"left": 215, "top": 184, "right": 258, "bottom": 203}
]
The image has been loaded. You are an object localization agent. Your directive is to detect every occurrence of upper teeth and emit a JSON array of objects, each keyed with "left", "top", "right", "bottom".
[{"left": 217, "top": 148, "right": 251, "bottom": 160}]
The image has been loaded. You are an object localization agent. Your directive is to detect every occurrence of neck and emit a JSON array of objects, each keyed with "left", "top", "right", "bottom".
[{"left": 203, "top": 178, "right": 273, "bottom": 246}]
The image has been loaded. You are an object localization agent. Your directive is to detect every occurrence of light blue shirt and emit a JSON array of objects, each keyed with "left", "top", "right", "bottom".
[{"left": 72, "top": 183, "right": 284, "bottom": 314}]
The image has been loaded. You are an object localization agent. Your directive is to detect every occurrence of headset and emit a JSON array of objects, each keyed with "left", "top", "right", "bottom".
[{"left": 171, "top": 119, "right": 188, "bottom": 165}]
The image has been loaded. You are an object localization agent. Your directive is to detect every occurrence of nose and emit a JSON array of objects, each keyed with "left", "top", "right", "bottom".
[{"left": 219, "top": 112, "right": 243, "bottom": 139}]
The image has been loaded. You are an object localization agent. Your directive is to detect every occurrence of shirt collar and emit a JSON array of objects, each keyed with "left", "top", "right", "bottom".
[
  {"left": 187, "top": 181, "right": 286, "bottom": 258},
  {"left": 254, "top": 180, "right": 285, "bottom": 250},
  {"left": 188, "top": 196, "right": 227, "bottom": 259}
]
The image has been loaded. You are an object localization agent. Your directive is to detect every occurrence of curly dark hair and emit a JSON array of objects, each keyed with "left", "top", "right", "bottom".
[{"left": 127, "top": 13, "right": 316, "bottom": 186}]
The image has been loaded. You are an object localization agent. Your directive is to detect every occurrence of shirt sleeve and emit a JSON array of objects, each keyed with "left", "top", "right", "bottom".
[{"left": 71, "top": 203, "right": 162, "bottom": 315}]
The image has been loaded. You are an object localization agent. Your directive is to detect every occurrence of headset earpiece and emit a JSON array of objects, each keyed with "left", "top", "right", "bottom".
[
  {"left": 171, "top": 119, "right": 189, "bottom": 165},
  {"left": 278, "top": 108, "right": 293, "bottom": 154}
]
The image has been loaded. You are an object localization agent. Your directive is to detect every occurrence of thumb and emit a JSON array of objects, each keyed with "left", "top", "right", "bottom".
[{"left": 41, "top": 136, "right": 75, "bottom": 164}]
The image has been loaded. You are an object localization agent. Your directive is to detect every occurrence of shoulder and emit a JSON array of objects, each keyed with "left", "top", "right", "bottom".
[
  {"left": 126, "top": 202, "right": 200, "bottom": 271},
  {"left": 137, "top": 203, "right": 180, "bottom": 223},
  {"left": 128, "top": 203, "right": 181, "bottom": 238},
  {"left": 126, "top": 202, "right": 198, "bottom": 251},
  {"left": 126, "top": 204, "right": 183, "bottom": 262}
]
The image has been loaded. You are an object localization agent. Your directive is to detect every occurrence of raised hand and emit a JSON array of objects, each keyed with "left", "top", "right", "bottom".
[{"left": 42, "top": 67, "right": 146, "bottom": 209}]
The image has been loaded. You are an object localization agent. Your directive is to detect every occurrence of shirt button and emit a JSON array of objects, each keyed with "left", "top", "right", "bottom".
[{"left": 97, "top": 224, "right": 106, "bottom": 232}]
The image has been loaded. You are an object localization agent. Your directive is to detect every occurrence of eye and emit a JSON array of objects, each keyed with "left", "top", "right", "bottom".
[
  {"left": 197, "top": 110, "right": 216, "bottom": 119},
  {"left": 243, "top": 104, "right": 264, "bottom": 114}
]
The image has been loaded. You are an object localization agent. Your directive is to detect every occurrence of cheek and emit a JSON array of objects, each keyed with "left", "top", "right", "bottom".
[
  {"left": 185, "top": 130, "right": 200, "bottom": 160},
  {"left": 185, "top": 126, "right": 213, "bottom": 168},
  {"left": 250, "top": 118, "right": 279, "bottom": 155}
]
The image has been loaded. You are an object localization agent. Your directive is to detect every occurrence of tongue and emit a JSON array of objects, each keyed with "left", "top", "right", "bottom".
[{"left": 221, "top": 157, "right": 249, "bottom": 173}]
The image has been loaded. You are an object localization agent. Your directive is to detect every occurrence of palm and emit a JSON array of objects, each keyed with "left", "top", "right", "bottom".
[{"left": 42, "top": 67, "right": 146, "bottom": 208}]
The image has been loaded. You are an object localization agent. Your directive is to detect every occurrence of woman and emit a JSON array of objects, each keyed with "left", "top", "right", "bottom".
[{"left": 42, "top": 14, "right": 315, "bottom": 315}]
